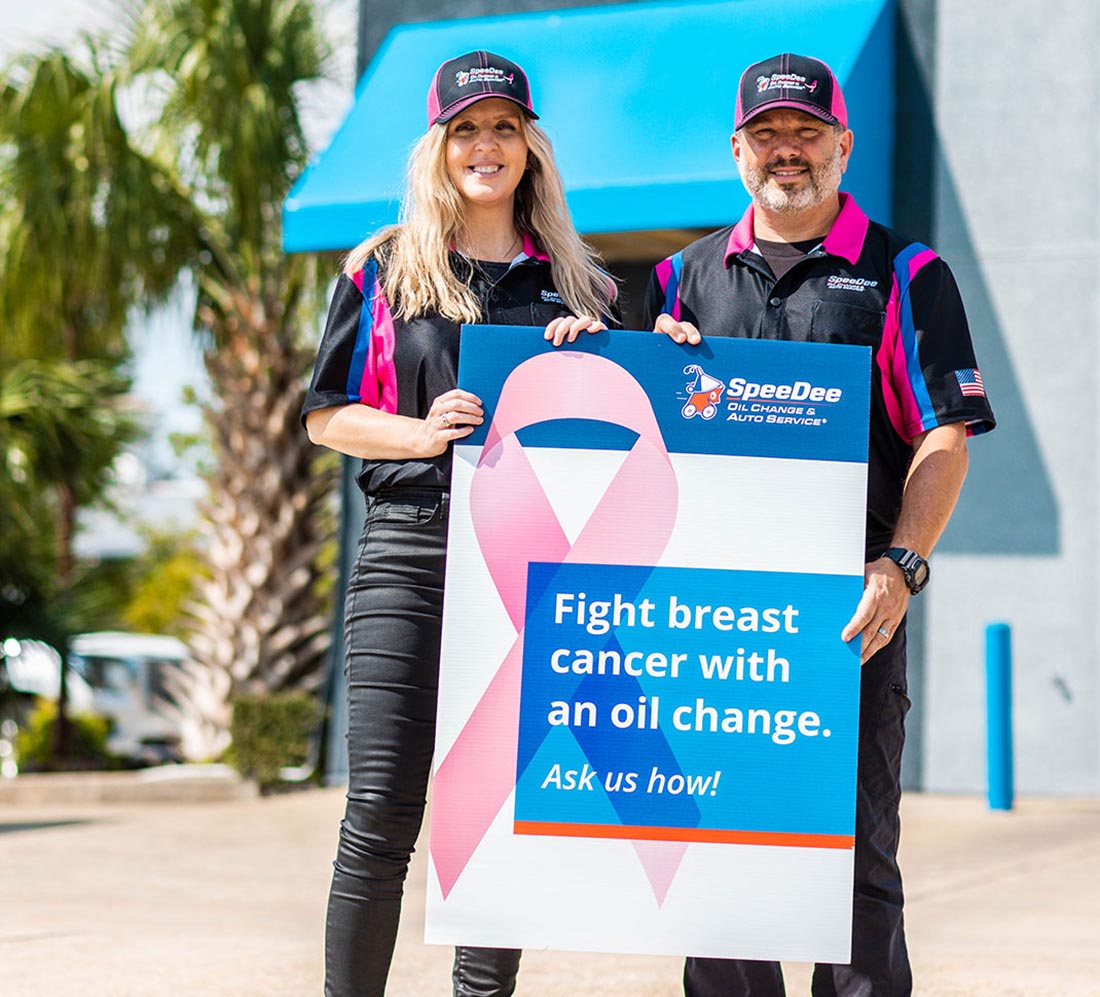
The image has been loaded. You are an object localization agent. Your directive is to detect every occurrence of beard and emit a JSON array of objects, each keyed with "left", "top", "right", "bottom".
[{"left": 739, "top": 144, "right": 844, "bottom": 213}]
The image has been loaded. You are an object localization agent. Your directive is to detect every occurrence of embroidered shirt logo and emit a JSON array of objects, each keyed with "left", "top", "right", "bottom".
[
  {"left": 540, "top": 289, "right": 563, "bottom": 304},
  {"left": 826, "top": 276, "right": 879, "bottom": 293},
  {"left": 756, "top": 73, "right": 818, "bottom": 94},
  {"left": 456, "top": 67, "right": 515, "bottom": 88}
]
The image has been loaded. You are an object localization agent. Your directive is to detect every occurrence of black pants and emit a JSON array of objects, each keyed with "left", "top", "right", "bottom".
[
  {"left": 325, "top": 490, "right": 522, "bottom": 997},
  {"left": 684, "top": 623, "right": 913, "bottom": 997}
]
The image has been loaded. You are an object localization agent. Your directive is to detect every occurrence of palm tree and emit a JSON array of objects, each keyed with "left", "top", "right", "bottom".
[
  {"left": 0, "top": 359, "right": 136, "bottom": 755},
  {"left": 0, "top": 42, "right": 190, "bottom": 364},
  {"left": 0, "top": 40, "right": 185, "bottom": 755},
  {"left": 126, "top": 0, "right": 336, "bottom": 704}
]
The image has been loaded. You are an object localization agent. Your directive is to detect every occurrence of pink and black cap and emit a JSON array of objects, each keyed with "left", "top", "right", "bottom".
[
  {"left": 734, "top": 53, "right": 848, "bottom": 131},
  {"left": 427, "top": 50, "right": 538, "bottom": 128}
]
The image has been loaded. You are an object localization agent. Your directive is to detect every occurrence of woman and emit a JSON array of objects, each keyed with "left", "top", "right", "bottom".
[{"left": 302, "top": 51, "right": 616, "bottom": 997}]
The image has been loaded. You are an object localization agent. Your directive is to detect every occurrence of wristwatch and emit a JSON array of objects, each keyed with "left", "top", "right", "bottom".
[{"left": 883, "top": 547, "right": 930, "bottom": 594}]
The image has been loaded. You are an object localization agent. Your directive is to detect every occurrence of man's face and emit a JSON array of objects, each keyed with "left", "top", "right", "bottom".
[{"left": 732, "top": 109, "right": 853, "bottom": 214}]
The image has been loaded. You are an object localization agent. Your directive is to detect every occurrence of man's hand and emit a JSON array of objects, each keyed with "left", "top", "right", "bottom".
[
  {"left": 653, "top": 313, "right": 701, "bottom": 344},
  {"left": 842, "top": 422, "right": 969, "bottom": 664},
  {"left": 841, "top": 557, "right": 911, "bottom": 665}
]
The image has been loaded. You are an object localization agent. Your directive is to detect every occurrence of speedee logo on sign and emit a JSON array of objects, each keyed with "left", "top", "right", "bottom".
[
  {"left": 726, "top": 375, "right": 843, "bottom": 427},
  {"left": 679, "top": 364, "right": 844, "bottom": 429},
  {"left": 680, "top": 364, "right": 725, "bottom": 421}
]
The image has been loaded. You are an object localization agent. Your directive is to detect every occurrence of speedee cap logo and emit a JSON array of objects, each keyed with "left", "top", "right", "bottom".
[
  {"left": 756, "top": 72, "right": 819, "bottom": 94},
  {"left": 455, "top": 66, "right": 515, "bottom": 88}
]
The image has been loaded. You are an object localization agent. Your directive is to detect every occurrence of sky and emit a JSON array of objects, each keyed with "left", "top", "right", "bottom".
[{"left": 0, "top": 0, "right": 115, "bottom": 56}]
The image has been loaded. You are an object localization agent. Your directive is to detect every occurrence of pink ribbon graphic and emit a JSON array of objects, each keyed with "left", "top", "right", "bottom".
[{"left": 430, "top": 349, "right": 685, "bottom": 903}]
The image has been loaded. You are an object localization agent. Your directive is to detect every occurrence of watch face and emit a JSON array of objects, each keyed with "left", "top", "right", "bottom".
[{"left": 886, "top": 548, "right": 929, "bottom": 592}]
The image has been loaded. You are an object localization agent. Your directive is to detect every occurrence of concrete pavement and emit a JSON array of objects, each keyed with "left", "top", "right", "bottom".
[{"left": 2, "top": 784, "right": 1098, "bottom": 995}]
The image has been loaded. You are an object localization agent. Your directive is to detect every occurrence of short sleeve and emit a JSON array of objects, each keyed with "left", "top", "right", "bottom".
[
  {"left": 878, "top": 251, "right": 996, "bottom": 443},
  {"left": 300, "top": 263, "right": 398, "bottom": 428},
  {"left": 643, "top": 253, "right": 685, "bottom": 330},
  {"left": 642, "top": 268, "right": 664, "bottom": 329}
]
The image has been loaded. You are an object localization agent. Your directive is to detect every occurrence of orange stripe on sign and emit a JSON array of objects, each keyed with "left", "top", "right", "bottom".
[{"left": 513, "top": 821, "right": 854, "bottom": 850}]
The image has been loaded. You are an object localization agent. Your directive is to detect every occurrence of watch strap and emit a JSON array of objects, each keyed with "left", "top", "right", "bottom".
[{"left": 884, "top": 546, "right": 929, "bottom": 594}]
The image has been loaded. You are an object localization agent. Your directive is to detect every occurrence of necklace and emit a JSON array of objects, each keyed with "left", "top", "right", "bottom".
[{"left": 456, "top": 231, "right": 522, "bottom": 263}]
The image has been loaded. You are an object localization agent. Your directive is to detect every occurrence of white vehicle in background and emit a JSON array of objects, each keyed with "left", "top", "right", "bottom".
[
  {"left": 68, "top": 632, "right": 190, "bottom": 764},
  {"left": 0, "top": 638, "right": 96, "bottom": 714}
]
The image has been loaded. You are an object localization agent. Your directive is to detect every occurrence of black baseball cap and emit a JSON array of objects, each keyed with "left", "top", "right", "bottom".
[
  {"left": 427, "top": 51, "right": 538, "bottom": 129},
  {"left": 735, "top": 53, "right": 848, "bottom": 131}
]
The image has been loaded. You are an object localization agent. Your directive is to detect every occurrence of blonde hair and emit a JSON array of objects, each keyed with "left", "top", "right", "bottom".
[{"left": 344, "top": 117, "right": 614, "bottom": 323}]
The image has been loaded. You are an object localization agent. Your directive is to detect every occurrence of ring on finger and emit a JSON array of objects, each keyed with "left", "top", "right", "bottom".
[
  {"left": 441, "top": 411, "right": 452, "bottom": 427},
  {"left": 877, "top": 625, "right": 891, "bottom": 639}
]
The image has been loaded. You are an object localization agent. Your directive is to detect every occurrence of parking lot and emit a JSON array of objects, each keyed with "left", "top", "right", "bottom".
[{"left": 2, "top": 777, "right": 1099, "bottom": 995}]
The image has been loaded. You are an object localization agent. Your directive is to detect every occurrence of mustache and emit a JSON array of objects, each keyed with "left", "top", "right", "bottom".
[{"left": 765, "top": 157, "right": 811, "bottom": 171}]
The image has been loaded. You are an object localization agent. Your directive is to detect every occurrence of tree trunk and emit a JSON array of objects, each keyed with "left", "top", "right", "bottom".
[
  {"left": 52, "top": 479, "right": 74, "bottom": 763},
  {"left": 186, "top": 283, "right": 335, "bottom": 733}
]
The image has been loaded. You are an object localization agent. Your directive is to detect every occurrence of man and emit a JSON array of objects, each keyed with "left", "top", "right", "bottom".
[{"left": 645, "top": 53, "right": 996, "bottom": 996}]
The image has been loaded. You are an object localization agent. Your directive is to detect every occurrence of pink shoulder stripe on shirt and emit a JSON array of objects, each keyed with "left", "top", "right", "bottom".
[
  {"left": 654, "top": 257, "right": 681, "bottom": 320},
  {"left": 877, "top": 275, "right": 917, "bottom": 441},
  {"left": 348, "top": 263, "right": 398, "bottom": 414},
  {"left": 877, "top": 247, "right": 941, "bottom": 441},
  {"left": 907, "top": 247, "right": 939, "bottom": 279},
  {"left": 366, "top": 272, "right": 397, "bottom": 414}
]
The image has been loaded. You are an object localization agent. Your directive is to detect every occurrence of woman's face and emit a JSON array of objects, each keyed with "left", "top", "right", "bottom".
[{"left": 445, "top": 98, "right": 528, "bottom": 211}]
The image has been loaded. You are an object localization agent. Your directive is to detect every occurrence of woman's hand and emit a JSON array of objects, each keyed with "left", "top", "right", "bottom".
[
  {"left": 653, "top": 312, "right": 702, "bottom": 345},
  {"left": 419, "top": 389, "right": 483, "bottom": 456},
  {"left": 544, "top": 315, "right": 608, "bottom": 347}
]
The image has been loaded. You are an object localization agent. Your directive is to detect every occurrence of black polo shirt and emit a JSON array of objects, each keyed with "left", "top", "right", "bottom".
[
  {"left": 303, "top": 233, "right": 577, "bottom": 494},
  {"left": 644, "top": 194, "right": 996, "bottom": 556}
]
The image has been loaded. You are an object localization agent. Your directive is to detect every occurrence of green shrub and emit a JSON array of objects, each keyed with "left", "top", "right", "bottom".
[
  {"left": 228, "top": 690, "right": 323, "bottom": 789},
  {"left": 14, "top": 697, "right": 115, "bottom": 772},
  {"left": 122, "top": 528, "right": 210, "bottom": 638}
]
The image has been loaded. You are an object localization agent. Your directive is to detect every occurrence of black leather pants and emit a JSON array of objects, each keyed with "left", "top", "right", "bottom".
[
  {"left": 324, "top": 490, "right": 521, "bottom": 996},
  {"left": 684, "top": 622, "right": 913, "bottom": 997}
]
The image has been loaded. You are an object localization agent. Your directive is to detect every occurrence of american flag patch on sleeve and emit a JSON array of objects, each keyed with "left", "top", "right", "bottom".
[{"left": 955, "top": 369, "right": 985, "bottom": 397}]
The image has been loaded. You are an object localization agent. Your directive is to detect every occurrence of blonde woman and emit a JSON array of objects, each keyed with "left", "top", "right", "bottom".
[{"left": 302, "top": 51, "right": 616, "bottom": 997}]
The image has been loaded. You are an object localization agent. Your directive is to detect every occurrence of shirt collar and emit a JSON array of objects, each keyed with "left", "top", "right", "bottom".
[
  {"left": 447, "top": 231, "right": 552, "bottom": 266},
  {"left": 517, "top": 231, "right": 551, "bottom": 263},
  {"left": 724, "top": 192, "right": 869, "bottom": 267}
]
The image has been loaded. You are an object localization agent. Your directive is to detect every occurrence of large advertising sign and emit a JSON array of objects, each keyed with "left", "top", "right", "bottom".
[{"left": 426, "top": 326, "right": 870, "bottom": 963}]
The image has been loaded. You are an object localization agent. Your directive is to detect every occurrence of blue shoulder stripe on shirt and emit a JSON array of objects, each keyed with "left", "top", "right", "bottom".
[
  {"left": 894, "top": 243, "right": 938, "bottom": 430},
  {"left": 665, "top": 252, "right": 683, "bottom": 317},
  {"left": 346, "top": 258, "right": 378, "bottom": 404}
]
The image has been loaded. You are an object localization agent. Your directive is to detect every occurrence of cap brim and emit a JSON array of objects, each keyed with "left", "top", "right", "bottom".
[
  {"left": 736, "top": 100, "right": 839, "bottom": 131},
  {"left": 434, "top": 92, "right": 538, "bottom": 125}
]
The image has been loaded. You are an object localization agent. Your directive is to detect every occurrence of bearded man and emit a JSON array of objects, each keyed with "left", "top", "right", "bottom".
[{"left": 645, "top": 54, "right": 995, "bottom": 996}]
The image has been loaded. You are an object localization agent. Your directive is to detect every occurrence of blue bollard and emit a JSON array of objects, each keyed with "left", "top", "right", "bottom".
[{"left": 985, "top": 622, "right": 1013, "bottom": 811}]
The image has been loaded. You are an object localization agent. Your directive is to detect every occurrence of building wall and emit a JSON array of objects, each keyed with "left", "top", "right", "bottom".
[
  {"left": 334, "top": 0, "right": 1097, "bottom": 793},
  {"left": 921, "top": 0, "right": 1099, "bottom": 792},
  {"left": 359, "top": 0, "right": 629, "bottom": 70}
]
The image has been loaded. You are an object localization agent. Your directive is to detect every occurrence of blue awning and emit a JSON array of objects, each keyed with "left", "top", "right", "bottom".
[{"left": 283, "top": 0, "right": 894, "bottom": 253}]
